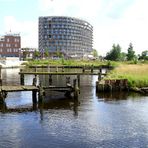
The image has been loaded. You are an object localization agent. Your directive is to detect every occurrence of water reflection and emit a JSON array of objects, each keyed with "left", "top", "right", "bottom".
[
  {"left": 0, "top": 97, "right": 80, "bottom": 118},
  {"left": 97, "top": 91, "right": 145, "bottom": 102}
]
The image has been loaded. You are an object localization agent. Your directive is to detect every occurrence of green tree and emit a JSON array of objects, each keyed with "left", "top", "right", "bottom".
[
  {"left": 34, "top": 50, "right": 40, "bottom": 59},
  {"left": 139, "top": 50, "right": 148, "bottom": 60},
  {"left": 92, "top": 49, "right": 98, "bottom": 57},
  {"left": 56, "top": 49, "right": 62, "bottom": 58},
  {"left": 105, "top": 44, "right": 121, "bottom": 61},
  {"left": 44, "top": 51, "right": 49, "bottom": 58},
  {"left": 126, "top": 43, "right": 136, "bottom": 61}
]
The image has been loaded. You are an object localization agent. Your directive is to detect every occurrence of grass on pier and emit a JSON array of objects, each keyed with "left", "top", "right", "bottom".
[
  {"left": 106, "top": 64, "right": 148, "bottom": 87},
  {"left": 26, "top": 59, "right": 112, "bottom": 67}
]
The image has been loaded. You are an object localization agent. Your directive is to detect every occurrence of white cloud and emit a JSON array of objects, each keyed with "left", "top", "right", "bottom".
[
  {"left": 38, "top": 0, "right": 148, "bottom": 55},
  {"left": 3, "top": 0, "right": 148, "bottom": 55},
  {"left": 4, "top": 16, "right": 38, "bottom": 48}
]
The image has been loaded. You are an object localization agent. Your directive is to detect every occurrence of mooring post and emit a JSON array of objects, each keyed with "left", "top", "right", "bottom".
[
  {"left": 0, "top": 79, "right": 2, "bottom": 86},
  {"left": 0, "top": 91, "right": 7, "bottom": 104},
  {"left": 91, "top": 64, "right": 94, "bottom": 73},
  {"left": 77, "top": 74, "right": 80, "bottom": 89},
  {"left": 56, "top": 66, "right": 58, "bottom": 72},
  {"left": 35, "top": 66, "right": 37, "bottom": 72},
  {"left": 47, "top": 65, "right": 50, "bottom": 72},
  {"left": 32, "top": 75, "right": 37, "bottom": 86},
  {"left": 66, "top": 76, "right": 70, "bottom": 86},
  {"left": 73, "top": 79, "right": 79, "bottom": 100},
  {"left": 32, "top": 90, "right": 37, "bottom": 104},
  {"left": 0, "top": 65, "right": 2, "bottom": 79},
  {"left": 82, "top": 65, "right": 85, "bottom": 73},
  {"left": 38, "top": 82, "right": 44, "bottom": 103},
  {"left": 49, "top": 74, "right": 52, "bottom": 85},
  {"left": 98, "top": 73, "right": 101, "bottom": 81},
  {"left": 62, "top": 66, "right": 64, "bottom": 72},
  {"left": 20, "top": 69, "right": 24, "bottom": 85}
]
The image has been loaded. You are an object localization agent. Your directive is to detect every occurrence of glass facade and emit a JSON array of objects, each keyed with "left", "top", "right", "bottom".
[{"left": 39, "top": 16, "right": 93, "bottom": 57}]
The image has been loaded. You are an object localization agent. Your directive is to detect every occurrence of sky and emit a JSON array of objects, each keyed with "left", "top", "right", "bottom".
[{"left": 0, "top": 0, "right": 148, "bottom": 55}]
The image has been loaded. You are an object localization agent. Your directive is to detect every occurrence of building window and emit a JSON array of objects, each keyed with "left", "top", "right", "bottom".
[{"left": 7, "top": 38, "right": 10, "bottom": 42}]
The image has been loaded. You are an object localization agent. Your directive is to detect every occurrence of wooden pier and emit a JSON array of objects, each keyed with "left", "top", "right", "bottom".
[{"left": 0, "top": 65, "right": 107, "bottom": 107}]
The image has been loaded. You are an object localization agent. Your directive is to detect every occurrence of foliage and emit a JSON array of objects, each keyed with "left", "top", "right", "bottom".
[
  {"left": 126, "top": 43, "right": 136, "bottom": 61},
  {"left": 92, "top": 49, "right": 98, "bottom": 57},
  {"left": 139, "top": 50, "right": 148, "bottom": 60},
  {"left": 34, "top": 50, "right": 40, "bottom": 59},
  {"left": 105, "top": 44, "right": 121, "bottom": 61}
]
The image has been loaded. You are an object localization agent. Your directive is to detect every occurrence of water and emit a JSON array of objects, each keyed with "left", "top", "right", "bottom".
[{"left": 0, "top": 68, "right": 148, "bottom": 148}]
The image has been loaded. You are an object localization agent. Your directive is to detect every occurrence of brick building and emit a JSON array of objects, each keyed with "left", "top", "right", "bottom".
[{"left": 0, "top": 33, "right": 21, "bottom": 57}]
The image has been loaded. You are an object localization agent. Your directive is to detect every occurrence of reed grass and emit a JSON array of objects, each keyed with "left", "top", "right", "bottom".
[{"left": 106, "top": 64, "right": 148, "bottom": 87}]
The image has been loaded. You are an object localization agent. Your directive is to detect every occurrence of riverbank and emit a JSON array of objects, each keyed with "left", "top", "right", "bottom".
[{"left": 104, "top": 63, "right": 148, "bottom": 95}]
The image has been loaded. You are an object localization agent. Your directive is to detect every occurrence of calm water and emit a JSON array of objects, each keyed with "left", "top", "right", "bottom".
[{"left": 0, "top": 68, "right": 148, "bottom": 148}]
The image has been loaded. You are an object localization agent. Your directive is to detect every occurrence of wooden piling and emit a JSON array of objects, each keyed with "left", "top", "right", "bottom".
[
  {"left": 91, "top": 65, "right": 94, "bottom": 73},
  {"left": 32, "top": 90, "right": 37, "bottom": 104},
  {"left": 66, "top": 76, "right": 70, "bottom": 85},
  {"left": 35, "top": 66, "right": 37, "bottom": 72},
  {"left": 38, "top": 82, "right": 45, "bottom": 103},
  {"left": 49, "top": 75, "right": 52, "bottom": 85},
  {"left": 20, "top": 69, "right": 24, "bottom": 85},
  {"left": 0, "top": 65, "right": 2, "bottom": 79},
  {"left": 82, "top": 65, "right": 85, "bottom": 73},
  {"left": 56, "top": 66, "right": 58, "bottom": 72},
  {"left": 77, "top": 74, "right": 80, "bottom": 88},
  {"left": 47, "top": 65, "right": 50, "bottom": 72},
  {"left": 0, "top": 79, "right": 2, "bottom": 86},
  {"left": 32, "top": 75, "right": 37, "bottom": 86},
  {"left": 62, "top": 66, "right": 64, "bottom": 72},
  {"left": 73, "top": 79, "right": 79, "bottom": 100}
]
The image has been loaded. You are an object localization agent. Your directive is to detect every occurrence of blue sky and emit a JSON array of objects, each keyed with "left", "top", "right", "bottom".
[{"left": 0, "top": 0, "right": 148, "bottom": 55}]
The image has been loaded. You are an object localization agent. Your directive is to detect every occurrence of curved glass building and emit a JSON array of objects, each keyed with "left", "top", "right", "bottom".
[{"left": 39, "top": 16, "right": 93, "bottom": 58}]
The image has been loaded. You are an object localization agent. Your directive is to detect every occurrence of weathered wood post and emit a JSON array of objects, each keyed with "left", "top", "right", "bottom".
[
  {"left": 32, "top": 75, "right": 37, "bottom": 104},
  {"left": 0, "top": 91, "right": 7, "bottom": 104},
  {"left": 62, "top": 66, "right": 64, "bottom": 72},
  {"left": 32, "top": 75, "right": 37, "bottom": 86},
  {"left": 98, "top": 67, "right": 102, "bottom": 81},
  {"left": 91, "top": 64, "right": 94, "bottom": 73},
  {"left": 73, "top": 79, "right": 79, "bottom": 100},
  {"left": 47, "top": 65, "right": 50, "bottom": 72},
  {"left": 32, "top": 91, "right": 37, "bottom": 104},
  {"left": 0, "top": 79, "right": 2, "bottom": 86},
  {"left": 56, "top": 66, "right": 58, "bottom": 72},
  {"left": 49, "top": 74, "right": 52, "bottom": 85},
  {"left": 0, "top": 65, "right": 2, "bottom": 79},
  {"left": 35, "top": 66, "right": 37, "bottom": 72},
  {"left": 77, "top": 74, "right": 80, "bottom": 89},
  {"left": 66, "top": 76, "right": 70, "bottom": 85},
  {"left": 82, "top": 65, "right": 85, "bottom": 73},
  {"left": 20, "top": 69, "right": 24, "bottom": 85},
  {"left": 38, "top": 82, "right": 45, "bottom": 103}
]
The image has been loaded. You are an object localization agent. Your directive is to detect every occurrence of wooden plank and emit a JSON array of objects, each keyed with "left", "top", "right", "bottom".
[
  {"left": 19, "top": 71, "right": 106, "bottom": 76},
  {"left": 1, "top": 85, "right": 38, "bottom": 92}
]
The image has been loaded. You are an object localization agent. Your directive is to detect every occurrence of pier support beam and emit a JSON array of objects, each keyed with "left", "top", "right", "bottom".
[
  {"left": 49, "top": 75, "right": 52, "bottom": 85},
  {"left": 32, "top": 90, "right": 37, "bottom": 104},
  {"left": 38, "top": 82, "right": 45, "bottom": 103},
  {"left": 73, "top": 79, "right": 79, "bottom": 100},
  {"left": 20, "top": 69, "right": 24, "bottom": 85},
  {"left": 91, "top": 65, "right": 94, "bottom": 73},
  {"left": 77, "top": 74, "right": 80, "bottom": 89}
]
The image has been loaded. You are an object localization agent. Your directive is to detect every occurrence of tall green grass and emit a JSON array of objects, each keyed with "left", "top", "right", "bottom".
[{"left": 106, "top": 64, "right": 148, "bottom": 87}]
